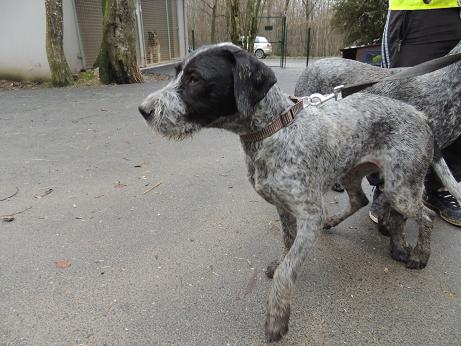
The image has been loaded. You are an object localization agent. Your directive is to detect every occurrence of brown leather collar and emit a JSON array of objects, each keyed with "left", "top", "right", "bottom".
[{"left": 239, "top": 97, "right": 304, "bottom": 143}]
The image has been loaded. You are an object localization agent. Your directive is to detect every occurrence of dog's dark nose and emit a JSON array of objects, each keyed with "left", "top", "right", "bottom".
[{"left": 138, "top": 105, "right": 151, "bottom": 120}]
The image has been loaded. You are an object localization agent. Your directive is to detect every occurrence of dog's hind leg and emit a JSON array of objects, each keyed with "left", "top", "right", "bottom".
[
  {"left": 379, "top": 204, "right": 412, "bottom": 263},
  {"left": 324, "top": 163, "right": 376, "bottom": 229},
  {"left": 265, "top": 207, "right": 297, "bottom": 279},
  {"left": 383, "top": 156, "right": 434, "bottom": 268},
  {"left": 407, "top": 205, "right": 434, "bottom": 269}
]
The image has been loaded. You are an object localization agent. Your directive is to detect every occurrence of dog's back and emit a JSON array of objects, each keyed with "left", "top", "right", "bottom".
[
  {"left": 295, "top": 41, "right": 461, "bottom": 148},
  {"left": 294, "top": 58, "right": 402, "bottom": 96}
]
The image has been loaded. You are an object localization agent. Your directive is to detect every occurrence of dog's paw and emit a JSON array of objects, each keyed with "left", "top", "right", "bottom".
[
  {"left": 265, "top": 307, "right": 290, "bottom": 343},
  {"left": 406, "top": 248, "right": 429, "bottom": 269},
  {"left": 390, "top": 243, "right": 411, "bottom": 263},
  {"left": 377, "top": 223, "right": 391, "bottom": 236},
  {"left": 265, "top": 260, "right": 279, "bottom": 279},
  {"left": 324, "top": 217, "right": 340, "bottom": 230}
]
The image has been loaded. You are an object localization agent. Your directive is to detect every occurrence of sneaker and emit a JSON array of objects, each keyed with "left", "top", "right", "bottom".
[
  {"left": 369, "top": 186, "right": 384, "bottom": 224},
  {"left": 423, "top": 189, "right": 461, "bottom": 227}
]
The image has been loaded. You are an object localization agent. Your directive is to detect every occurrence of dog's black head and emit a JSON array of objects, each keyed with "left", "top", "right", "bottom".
[
  {"left": 177, "top": 44, "right": 277, "bottom": 123},
  {"left": 138, "top": 44, "right": 277, "bottom": 139}
]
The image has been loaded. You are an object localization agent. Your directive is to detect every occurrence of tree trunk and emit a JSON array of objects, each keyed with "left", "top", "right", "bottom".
[
  {"left": 246, "top": 0, "right": 263, "bottom": 52},
  {"left": 45, "top": 0, "right": 73, "bottom": 87},
  {"left": 210, "top": 0, "right": 218, "bottom": 43},
  {"left": 99, "top": 0, "right": 143, "bottom": 84},
  {"left": 227, "top": 0, "right": 241, "bottom": 45},
  {"left": 282, "top": 0, "right": 290, "bottom": 16}
]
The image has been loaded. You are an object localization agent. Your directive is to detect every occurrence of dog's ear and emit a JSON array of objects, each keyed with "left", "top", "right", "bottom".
[{"left": 225, "top": 47, "right": 277, "bottom": 114}]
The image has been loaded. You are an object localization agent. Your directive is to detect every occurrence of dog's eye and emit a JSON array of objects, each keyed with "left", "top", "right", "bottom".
[{"left": 189, "top": 75, "right": 200, "bottom": 84}]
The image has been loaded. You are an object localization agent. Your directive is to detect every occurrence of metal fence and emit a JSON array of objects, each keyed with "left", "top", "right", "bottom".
[{"left": 256, "top": 16, "right": 288, "bottom": 68}]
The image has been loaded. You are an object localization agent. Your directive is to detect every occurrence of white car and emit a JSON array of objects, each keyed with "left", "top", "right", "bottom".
[
  {"left": 240, "top": 36, "right": 273, "bottom": 59},
  {"left": 253, "top": 36, "right": 272, "bottom": 59}
]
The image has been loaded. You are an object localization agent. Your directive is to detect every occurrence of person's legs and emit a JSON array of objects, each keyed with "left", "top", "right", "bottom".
[
  {"left": 370, "top": 9, "right": 461, "bottom": 226},
  {"left": 443, "top": 137, "right": 461, "bottom": 181},
  {"left": 424, "top": 138, "right": 461, "bottom": 226},
  {"left": 426, "top": 138, "right": 461, "bottom": 190}
]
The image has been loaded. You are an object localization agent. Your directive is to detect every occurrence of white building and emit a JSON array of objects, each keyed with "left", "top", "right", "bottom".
[{"left": 0, "top": 0, "right": 188, "bottom": 81}]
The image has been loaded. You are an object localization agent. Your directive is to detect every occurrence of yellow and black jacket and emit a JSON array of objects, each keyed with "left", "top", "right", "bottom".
[{"left": 389, "top": 0, "right": 459, "bottom": 10}]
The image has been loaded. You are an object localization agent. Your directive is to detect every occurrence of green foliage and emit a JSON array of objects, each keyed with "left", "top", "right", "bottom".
[
  {"left": 331, "top": 0, "right": 388, "bottom": 46},
  {"left": 372, "top": 54, "right": 383, "bottom": 65}
]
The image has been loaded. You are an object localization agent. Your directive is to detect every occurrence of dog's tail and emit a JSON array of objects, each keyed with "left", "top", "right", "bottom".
[{"left": 432, "top": 143, "right": 461, "bottom": 201}]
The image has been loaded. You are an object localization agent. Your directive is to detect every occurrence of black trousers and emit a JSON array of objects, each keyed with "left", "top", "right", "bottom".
[{"left": 371, "top": 8, "right": 461, "bottom": 191}]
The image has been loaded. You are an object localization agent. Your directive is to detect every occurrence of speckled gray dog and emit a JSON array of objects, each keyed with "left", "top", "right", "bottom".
[
  {"left": 138, "top": 44, "right": 458, "bottom": 343},
  {"left": 295, "top": 42, "right": 461, "bottom": 150}
]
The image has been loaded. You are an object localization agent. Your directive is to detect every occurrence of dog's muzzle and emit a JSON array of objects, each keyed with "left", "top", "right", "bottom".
[{"left": 138, "top": 105, "right": 152, "bottom": 120}]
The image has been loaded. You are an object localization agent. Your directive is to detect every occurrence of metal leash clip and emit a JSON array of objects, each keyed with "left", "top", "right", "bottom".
[{"left": 301, "top": 85, "right": 344, "bottom": 108}]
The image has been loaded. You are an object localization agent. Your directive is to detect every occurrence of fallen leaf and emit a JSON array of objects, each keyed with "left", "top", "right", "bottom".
[
  {"left": 2, "top": 216, "right": 15, "bottom": 222},
  {"left": 143, "top": 182, "right": 162, "bottom": 194},
  {"left": 55, "top": 259, "right": 72, "bottom": 269},
  {"left": 34, "top": 188, "right": 53, "bottom": 199},
  {"left": 133, "top": 161, "right": 149, "bottom": 168},
  {"left": 0, "top": 187, "right": 19, "bottom": 201},
  {"left": 114, "top": 181, "right": 127, "bottom": 189},
  {"left": 0, "top": 206, "right": 32, "bottom": 219}
]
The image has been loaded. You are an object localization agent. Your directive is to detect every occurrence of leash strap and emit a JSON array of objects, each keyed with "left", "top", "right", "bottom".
[
  {"left": 341, "top": 52, "right": 461, "bottom": 97},
  {"left": 240, "top": 97, "right": 304, "bottom": 143},
  {"left": 239, "top": 52, "right": 461, "bottom": 143}
]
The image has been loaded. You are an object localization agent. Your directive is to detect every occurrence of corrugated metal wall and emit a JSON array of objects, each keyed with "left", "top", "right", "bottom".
[
  {"left": 168, "top": 0, "right": 180, "bottom": 59},
  {"left": 140, "top": 0, "right": 180, "bottom": 64},
  {"left": 74, "top": 0, "right": 182, "bottom": 68},
  {"left": 74, "top": 0, "right": 103, "bottom": 68}
]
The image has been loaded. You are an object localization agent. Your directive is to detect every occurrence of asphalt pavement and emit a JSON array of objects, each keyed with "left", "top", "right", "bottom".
[{"left": 0, "top": 62, "right": 460, "bottom": 345}]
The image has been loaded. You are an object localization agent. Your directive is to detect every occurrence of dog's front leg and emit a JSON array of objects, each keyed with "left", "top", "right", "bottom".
[
  {"left": 265, "top": 207, "right": 297, "bottom": 279},
  {"left": 265, "top": 210, "right": 322, "bottom": 343}
]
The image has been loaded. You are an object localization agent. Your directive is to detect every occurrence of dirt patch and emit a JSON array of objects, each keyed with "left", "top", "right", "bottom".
[
  {"left": 142, "top": 73, "right": 172, "bottom": 83},
  {"left": 0, "top": 80, "right": 46, "bottom": 91},
  {"left": 0, "top": 70, "right": 171, "bottom": 91}
]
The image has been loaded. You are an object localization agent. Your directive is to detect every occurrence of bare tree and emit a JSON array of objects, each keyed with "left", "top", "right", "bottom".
[
  {"left": 187, "top": 0, "right": 343, "bottom": 57},
  {"left": 225, "top": 0, "right": 265, "bottom": 50},
  {"left": 243, "top": 0, "right": 264, "bottom": 52},
  {"left": 226, "top": 0, "right": 241, "bottom": 44},
  {"left": 302, "top": 0, "right": 318, "bottom": 20},
  {"left": 45, "top": 0, "right": 73, "bottom": 87},
  {"left": 200, "top": 0, "right": 220, "bottom": 43},
  {"left": 98, "top": 0, "right": 143, "bottom": 84},
  {"left": 282, "top": 0, "right": 290, "bottom": 16}
]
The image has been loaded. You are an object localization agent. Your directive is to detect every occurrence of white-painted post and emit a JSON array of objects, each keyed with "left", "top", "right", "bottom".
[
  {"left": 165, "top": 0, "right": 172, "bottom": 60},
  {"left": 135, "top": 0, "right": 146, "bottom": 67},
  {"left": 71, "top": 0, "right": 86, "bottom": 70},
  {"left": 177, "top": 0, "right": 186, "bottom": 57}
]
